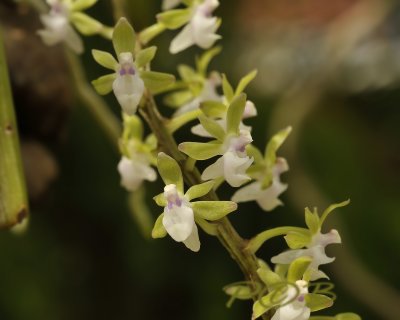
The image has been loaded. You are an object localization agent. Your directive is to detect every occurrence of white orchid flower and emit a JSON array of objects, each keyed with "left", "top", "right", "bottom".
[
  {"left": 175, "top": 74, "right": 222, "bottom": 117},
  {"left": 38, "top": 0, "right": 83, "bottom": 53},
  {"left": 117, "top": 153, "right": 157, "bottom": 192},
  {"left": 201, "top": 129, "right": 254, "bottom": 187},
  {"left": 191, "top": 100, "right": 257, "bottom": 137},
  {"left": 152, "top": 153, "right": 237, "bottom": 251},
  {"left": 271, "top": 280, "right": 311, "bottom": 320},
  {"left": 113, "top": 52, "right": 145, "bottom": 115},
  {"left": 271, "top": 229, "right": 341, "bottom": 281},
  {"left": 162, "top": 184, "right": 200, "bottom": 251},
  {"left": 170, "top": 0, "right": 221, "bottom": 54},
  {"left": 232, "top": 157, "right": 288, "bottom": 211}
]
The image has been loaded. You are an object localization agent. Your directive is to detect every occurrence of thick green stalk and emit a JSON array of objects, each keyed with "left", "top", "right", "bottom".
[
  {"left": 0, "top": 28, "right": 29, "bottom": 228},
  {"left": 140, "top": 93, "right": 270, "bottom": 319}
]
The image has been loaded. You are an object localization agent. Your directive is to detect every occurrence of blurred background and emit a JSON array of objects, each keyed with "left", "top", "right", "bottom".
[{"left": 1, "top": 0, "right": 400, "bottom": 319}]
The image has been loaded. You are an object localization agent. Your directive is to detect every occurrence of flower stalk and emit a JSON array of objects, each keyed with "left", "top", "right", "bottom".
[{"left": 139, "top": 89, "right": 271, "bottom": 319}]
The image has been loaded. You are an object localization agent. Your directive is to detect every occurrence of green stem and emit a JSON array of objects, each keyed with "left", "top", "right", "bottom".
[
  {"left": 247, "top": 227, "right": 308, "bottom": 254},
  {"left": 64, "top": 49, "right": 121, "bottom": 149},
  {"left": 139, "top": 92, "right": 270, "bottom": 320},
  {"left": 0, "top": 28, "right": 29, "bottom": 228}
]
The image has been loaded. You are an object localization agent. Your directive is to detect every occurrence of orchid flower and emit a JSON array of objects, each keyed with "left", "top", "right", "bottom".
[
  {"left": 118, "top": 114, "right": 157, "bottom": 191},
  {"left": 151, "top": 153, "right": 237, "bottom": 251},
  {"left": 92, "top": 18, "right": 175, "bottom": 114},
  {"left": 179, "top": 94, "right": 254, "bottom": 187},
  {"left": 38, "top": 0, "right": 110, "bottom": 53},
  {"left": 157, "top": 0, "right": 221, "bottom": 54},
  {"left": 232, "top": 127, "right": 291, "bottom": 211},
  {"left": 271, "top": 280, "right": 311, "bottom": 320},
  {"left": 191, "top": 70, "right": 258, "bottom": 137},
  {"left": 271, "top": 201, "right": 350, "bottom": 281}
]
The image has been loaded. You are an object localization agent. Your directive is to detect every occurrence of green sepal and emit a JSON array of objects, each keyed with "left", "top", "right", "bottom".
[
  {"left": 195, "top": 217, "right": 218, "bottom": 236},
  {"left": 157, "top": 152, "right": 183, "bottom": 192},
  {"left": 305, "top": 207, "right": 320, "bottom": 234},
  {"left": 320, "top": 199, "right": 350, "bottom": 227},
  {"left": 196, "top": 46, "right": 222, "bottom": 75},
  {"left": 198, "top": 115, "right": 225, "bottom": 141},
  {"left": 178, "top": 64, "right": 200, "bottom": 82},
  {"left": 246, "top": 144, "right": 264, "bottom": 164},
  {"left": 287, "top": 256, "right": 312, "bottom": 283},
  {"left": 246, "top": 164, "right": 265, "bottom": 180},
  {"left": 192, "top": 201, "right": 237, "bottom": 221},
  {"left": 70, "top": 12, "right": 102, "bottom": 35},
  {"left": 164, "top": 90, "right": 193, "bottom": 108},
  {"left": 226, "top": 93, "right": 247, "bottom": 134},
  {"left": 91, "top": 74, "right": 116, "bottom": 95},
  {"left": 113, "top": 17, "right": 136, "bottom": 56},
  {"left": 122, "top": 114, "right": 143, "bottom": 141},
  {"left": 200, "top": 101, "right": 227, "bottom": 117},
  {"left": 151, "top": 213, "right": 167, "bottom": 238},
  {"left": 70, "top": 0, "right": 98, "bottom": 11},
  {"left": 141, "top": 71, "right": 175, "bottom": 94},
  {"left": 224, "top": 284, "right": 254, "bottom": 300},
  {"left": 157, "top": 8, "right": 192, "bottom": 29},
  {"left": 235, "top": 69, "right": 257, "bottom": 96},
  {"left": 305, "top": 294, "right": 334, "bottom": 312},
  {"left": 222, "top": 74, "right": 234, "bottom": 103},
  {"left": 178, "top": 141, "right": 222, "bottom": 160},
  {"left": 153, "top": 193, "right": 166, "bottom": 207},
  {"left": 335, "top": 313, "right": 362, "bottom": 320},
  {"left": 139, "top": 23, "right": 166, "bottom": 44},
  {"left": 265, "top": 126, "right": 292, "bottom": 167},
  {"left": 257, "top": 267, "right": 282, "bottom": 288},
  {"left": 252, "top": 291, "right": 278, "bottom": 320},
  {"left": 92, "top": 49, "right": 118, "bottom": 70},
  {"left": 185, "top": 181, "right": 214, "bottom": 201},
  {"left": 135, "top": 46, "right": 157, "bottom": 68},
  {"left": 284, "top": 231, "right": 311, "bottom": 249}
]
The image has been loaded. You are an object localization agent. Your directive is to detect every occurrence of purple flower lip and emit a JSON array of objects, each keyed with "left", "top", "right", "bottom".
[
  {"left": 167, "top": 197, "right": 183, "bottom": 209},
  {"left": 297, "top": 295, "right": 305, "bottom": 302},
  {"left": 119, "top": 67, "right": 135, "bottom": 76}
]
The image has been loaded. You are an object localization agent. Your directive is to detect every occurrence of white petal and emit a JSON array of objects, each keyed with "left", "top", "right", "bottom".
[
  {"left": 113, "top": 74, "right": 145, "bottom": 115},
  {"left": 310, "top": 269, "right": 329, "bottom": 281},
  {"left": 117, "top": 156, "right": 156, "bottom": 191},
  {"left": 174, "top": 98, "right": 201, "bottom": 116},
  {"left": 183, "top": 224, "right": 200, "bottom": 252},
  {"left": 223, "top": 151, "right": 252, "bottom": 187},
  {"left": 243, "top": 100, "right": 257, "bottom": 118},
  {"left": 163, "top": 204, "right": 194, "bottom": 242},
  {"left": 271, "top": 249, "right": 304, "bottom": 264},
  {"left": 191, "top": 15, "right": 220, "bottom": 49},
  {"left": 311, "top": 229, "right": 341, "bottom": 246},
  {"left": 231, "top": 181, "right": 262, "bottom": 203},
  {"left": 256, "top": 180, "right": 288, "bottom": 211},
  {"left": 191, "top": 123, "right": 212, "bottom": 137},
  {"left": 170, "top": 23, "right": 195, "bottom": 54},
  {"left": 201, "top": 156, "right": 224, "bottom": 181}
]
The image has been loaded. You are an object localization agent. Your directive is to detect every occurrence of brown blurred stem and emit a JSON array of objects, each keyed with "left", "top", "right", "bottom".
[{"left": 64, "top": 49, "right": 121, "bottom": 149}]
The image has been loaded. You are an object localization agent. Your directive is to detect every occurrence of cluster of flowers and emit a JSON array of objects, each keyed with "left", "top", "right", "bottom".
[{"left": 36, "top": 1, "right": 360, "bottom": 320}]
